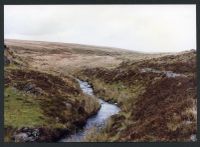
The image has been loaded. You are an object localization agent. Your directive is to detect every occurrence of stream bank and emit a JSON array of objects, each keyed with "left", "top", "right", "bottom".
[{"left": 60, "top": 79, "right": 120, "bottom": 142}]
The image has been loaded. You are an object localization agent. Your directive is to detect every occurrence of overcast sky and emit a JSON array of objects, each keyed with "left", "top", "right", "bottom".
[{"left": 4, "top": 5, "right": 196, "bottom": 52}]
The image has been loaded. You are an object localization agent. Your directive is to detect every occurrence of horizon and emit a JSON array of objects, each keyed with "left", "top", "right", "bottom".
[
  {"left": 4, "top": 5, "right": 196, "bottom": 53},
  {"left": 4, "top": 38, "right": 195, "bottom": 54}
]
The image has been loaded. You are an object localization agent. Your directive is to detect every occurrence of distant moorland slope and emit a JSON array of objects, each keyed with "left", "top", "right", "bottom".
[{"left": 4, "top": 39, "right": 196, "bottom": 142}]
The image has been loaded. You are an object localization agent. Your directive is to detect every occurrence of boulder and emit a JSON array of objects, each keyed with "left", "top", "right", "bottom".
[
  {"left": 4, "top": 56, "right": 11, "bottom": 65},
  {"left": 14, "top": 128, "right": 40, "bottom": 142},
  {"left": 23, "top": 83, "right": 36, "bottom": 92},
  {"left": 64, "top": 102, "right": 72, "bottom": 110},
  {"left": 14, "top": 133, "right": 29, "bottom": 142},
  {"left": 23, "top": 83, "right": 44, "bottom": 95}
]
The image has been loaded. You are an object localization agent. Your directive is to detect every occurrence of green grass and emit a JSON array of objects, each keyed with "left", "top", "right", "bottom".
[
  {"left": 84, "top": 78, "right": 145, "bottom": 109},
  {"left": 4, "top": 87, "right": 45, "bottom": 128},
  {"left": 83, "top": 75, "right": 197, "bottom": 141}
]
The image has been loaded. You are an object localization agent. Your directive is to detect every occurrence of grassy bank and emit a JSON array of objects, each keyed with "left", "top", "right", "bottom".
[
  {"left": 76, "top": 50, "right": 197, "bottom": 141},
  {"left": 4, "top": 46, "right": 100, "bottom": 142}
]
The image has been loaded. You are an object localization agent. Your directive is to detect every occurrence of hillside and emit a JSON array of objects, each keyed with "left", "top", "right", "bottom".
[
  {"left": 5, "top": 39, "right": 169, "bottom": 74},
  {"left": 4, "top": 39, "right": 196, "bottom": 142},
  {"left": 4, "top": 45, "right": 100, "bottom": 142},
  {"left": 76, "top": 50, "right": 197, "bottom": 141}
]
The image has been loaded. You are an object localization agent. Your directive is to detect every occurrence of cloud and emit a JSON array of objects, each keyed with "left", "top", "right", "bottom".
[{"left": 4, "top": 5, "right": 196, "bottom": 52}]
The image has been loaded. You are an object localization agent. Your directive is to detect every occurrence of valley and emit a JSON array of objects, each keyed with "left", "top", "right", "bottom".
[{"left": 4, "top": 39, "right": 197, "bottom": 142}]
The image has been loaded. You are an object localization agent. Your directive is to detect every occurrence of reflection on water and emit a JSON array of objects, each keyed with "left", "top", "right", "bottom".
[{"left": 60, "top": 79, "right": 120, "bottom": 142}]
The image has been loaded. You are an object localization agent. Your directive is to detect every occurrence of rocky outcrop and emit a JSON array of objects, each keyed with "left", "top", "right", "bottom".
[
  {"left": 14, "top": 128, "right": 40, "bottom": 142},
  {"left": 13, "top": 127, "right": 69, "bottom": 142},
  {"left": 4, "top": 44, "right": 25, "bottom": 66},
  {"left": 23, "top": 83, "right": 44, "bottom": 96},
  {"left": 4, "top": 45, "right": 13, "bottom": 65},
  {"left": 4, "top": 67, "right": 100, "bottom": 142}
]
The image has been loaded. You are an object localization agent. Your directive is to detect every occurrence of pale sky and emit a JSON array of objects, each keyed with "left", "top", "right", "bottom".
[{"left": 4, "top": 5, "right": 196, "bottom": 52}]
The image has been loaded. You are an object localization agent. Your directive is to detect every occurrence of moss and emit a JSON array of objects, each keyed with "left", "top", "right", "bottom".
[
  {"left": 4, "top": 87, "right": 45, "bottom": 128},
  {"left": 4, "top": 68, "right": 100, "bottom": 142}
]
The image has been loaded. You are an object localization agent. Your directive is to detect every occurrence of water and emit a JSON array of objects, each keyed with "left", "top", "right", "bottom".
[
  {"left": 60, "top": 79, "right": 120, "bottom": 142},
  {"left": 140, "top": 68, "right": 186, "bottom": 78},
  {"left": 190, "top": 134, "right": 197, "bottom": 142}
]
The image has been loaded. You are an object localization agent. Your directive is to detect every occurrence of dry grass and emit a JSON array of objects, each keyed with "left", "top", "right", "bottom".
[
  {"left": 4, "top": 50, "right": 100, "bottom": 142},
  {"left": 5, "top": 39, "right": 170, "bottom": 74},
  {"left": 77, "top": 50, "right": 197, "bottom": 142},
  {"left": 4, "top": 39, "right": 196, "bottom": 142}
]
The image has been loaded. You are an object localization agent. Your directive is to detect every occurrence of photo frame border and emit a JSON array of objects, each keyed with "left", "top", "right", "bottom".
[{"left": 0, "top": 0, "right": 199, "bottom": 147}]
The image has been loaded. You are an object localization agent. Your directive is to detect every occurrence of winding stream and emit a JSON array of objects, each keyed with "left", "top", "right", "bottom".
[
  {"left": 60, "top": 79, "right": 120, "bottom": 142},
  {"left": 59, "top": 69, "right": 190, "bottom": 142}
]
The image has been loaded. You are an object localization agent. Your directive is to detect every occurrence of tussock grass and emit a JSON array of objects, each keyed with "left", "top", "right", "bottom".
[
  {"left": 77, "top": 50, "right": 196, "bottom": 142},
  {"left": 4, "top": 65, "right": 100, "bottom": 142},
  {"left": 4, "top": 40, "right": 196, "bottom": 142}
]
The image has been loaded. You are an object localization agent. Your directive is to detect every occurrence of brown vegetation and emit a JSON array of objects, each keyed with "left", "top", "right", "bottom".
[
  {"left": 4, "top": 44, "right": 100, "bottom": 142},
  {"left": 4, "top": 39, "right": 196, "bottom": 142},
  {"left": 77, "top": 51, "right": 197, "bottom": 141},
  {"left": 5, "top": 39, "right": 170, "bottom": 74}
]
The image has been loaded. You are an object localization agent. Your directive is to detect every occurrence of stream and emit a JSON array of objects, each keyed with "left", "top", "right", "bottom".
[
  {"left": 59, "top": 69, "right": 191, "bottom": 142},
  {"left": 59, "top": 79, "right": 120, "bottom": 142}
]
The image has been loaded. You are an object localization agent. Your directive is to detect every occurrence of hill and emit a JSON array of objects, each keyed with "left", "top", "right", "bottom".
[
  {"left": 76, "top": 50, "right": 197, "bottom": 141},
  {"left": 5, "top": 39, "right": 169, "bottom": 74},
  {"left": 4, "top": 39, "right": 196, "bottom": 142},
  {"left": 4, "top": 44, "right": 100, "bottom": 142}
]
